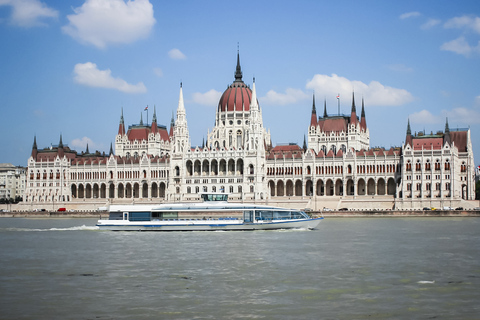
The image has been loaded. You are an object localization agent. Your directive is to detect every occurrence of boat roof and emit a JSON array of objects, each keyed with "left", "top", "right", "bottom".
[{"left": 108, "top": 201, "right": 301, "bottom": 212}]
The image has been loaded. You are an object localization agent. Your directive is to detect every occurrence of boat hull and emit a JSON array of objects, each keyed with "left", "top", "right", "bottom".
[{"left": 96, "top": 217, "right": 323, "bottom": 231}]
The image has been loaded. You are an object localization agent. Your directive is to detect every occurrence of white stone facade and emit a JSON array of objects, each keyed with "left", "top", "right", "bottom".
[{"left": 23, "top": 57, "right": 477, "bottom": 210}]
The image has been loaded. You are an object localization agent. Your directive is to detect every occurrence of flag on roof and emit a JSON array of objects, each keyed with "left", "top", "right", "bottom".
[
  {"left": 336, "top": 94, "right": 340, "bottom": 99},
  {"left": 144, "top": 106, "right": 148, "bottom": 111}
]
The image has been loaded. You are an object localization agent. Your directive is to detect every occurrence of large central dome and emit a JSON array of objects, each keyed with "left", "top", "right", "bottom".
[{"left": 217, "top": 52, "right": 252, "bottom": 112}]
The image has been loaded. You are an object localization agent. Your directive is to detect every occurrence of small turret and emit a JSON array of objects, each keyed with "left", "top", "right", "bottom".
[
  {"left": 444, "top": 118, "right": 451, "bottom": 146},
  {"left": 310, "top": 93, "right": 317, "bottom": 127},
  {"left": 350, "top": 92, "right": 357, "bottom": 125},
  {"left": 118, "top": 108, "right": 125, "bottom": 135},
  {"left": 360, "top": 98, "right": 367, "bottom": 131},
  {"left": 58, "top": 134, "right": 64, "bottom": 158},
  {"left": 31, "top": 135, "right": 38, "bottom": 160},
  {"left": 405, "top": 118, "right": 413, "bottom": 146}
]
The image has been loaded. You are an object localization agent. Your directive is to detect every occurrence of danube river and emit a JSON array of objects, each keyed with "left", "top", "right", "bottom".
[{"left": 0, "top": 218, "right": 479, "bottom": 319}]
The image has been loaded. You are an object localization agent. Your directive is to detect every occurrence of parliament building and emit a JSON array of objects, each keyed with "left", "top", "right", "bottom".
[{"left": 24, "top": 54, "right": 476, "bottom": 210}]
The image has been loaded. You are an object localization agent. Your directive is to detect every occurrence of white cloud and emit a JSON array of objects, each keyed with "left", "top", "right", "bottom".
[
  {"left": 70, "top": 136, "right": 98, "bottom": 150},
  {"left": 168, "top": 48, "right": 186, "bottom": 60},
  {"left": 0, "top": 0, "right": 58, "bottom": 27},
  {"left": 445, "top": 107, "right": 480, "bottom": 124},
  {"left": 421, "top": 18, "right": 441, "bottom": 30},
  {"left": 73, "top": 62, "right": 147, "bottom": 94},
  {"left": 62, "top": 0, "right": 155, "bottom": 49},
  {"left": 410, "top": 110, "right": 440, "bottom": 124},
  {"left": 400, "top": 12, "right": 421, "bottom": 20},
  {"left": 305, "top": 74, "right": 414, "bottom": 106},
  {"left": 260, "top": 88, "right": 309, "bottom": 106},
  {"left": 192, "top": 89, "right": 222, "bottom": 106},
  {"left": 153, "top": 67, "right": 163, "bottom": 77},
  {"left": 444, "top": 15, "right": 480, "bottom": 34},
  {"left": 411, "top": 96, "right": 480, "bottom": 126},
  {"left": 440, "top": 36, "right": 480, "bottom": 56}
]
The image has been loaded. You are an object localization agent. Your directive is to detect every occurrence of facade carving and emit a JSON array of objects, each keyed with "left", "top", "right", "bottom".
[{"left": 24, "top": 54, "right": 476, "bottom": 209}]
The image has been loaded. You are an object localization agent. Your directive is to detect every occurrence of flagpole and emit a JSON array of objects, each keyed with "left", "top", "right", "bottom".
[{"left": 337, "top": 93, "right": 340, "bottom": 115}]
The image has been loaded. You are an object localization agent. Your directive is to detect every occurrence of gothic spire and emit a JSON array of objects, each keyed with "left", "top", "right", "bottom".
[
  {"left": 323, "top": 99, "right": 328, "bottom": 118},
  {"left": 310, "top": 93, "right": 317, "bottom": 127},
  {"left": 140, "top": 112, "right": 144, "bottom": 126},
  {"left": 152, "top": 105, "right": 157, "bottom": 123},
  {"left": 444, "top": 118, "right": 451, "bottom": 146},
  {"left": 31, "top": 135, "right": 38, "bottom": 159},
  {"left": 85, "top": 143, "right": 89, "bottom": 154},
  {"left": 58, "top": 134, "right": 63, "bottom": 148},
  {"left": 361, "top": 97, "right": 365, "bottom": 118},
  {"left": 178, "top": 82, "right": 185, "bottom": 111},
  {"left": 118, "top": 108, "right": 125, "bottom": 135},
  {"left": 234, "top": 47, "right": 243, "bottom": 82},
  {"left": 351, "top": 91, "right": 356, "bottom": 113},
  {"left": 109, "top": 142, "right": 114, "bottom": 156},
  {"left": 405, "top": 118, "right": 413, "bottom": 146}
]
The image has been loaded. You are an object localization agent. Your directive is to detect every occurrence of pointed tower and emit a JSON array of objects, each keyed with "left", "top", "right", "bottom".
[
  {"left": 350, "top": 92, "right": 357, "bottom": 124},
  {"left": 310, "top": 93, "right": 317, "bottom": 127},
  {"left": 139, "top": 112, "right": 144, "bottom": 126},
  {"left": 58, "top": 134, "right": 64, "bottom": 158},
  {"left": 173, "top": 82, "right": 190, "bottom": 154},
  {"left": 405, "top": 118, "right": 413, "bottom": 146},
  {"left": 234, "top": 49, "right": 243, "bottom": 82},
  {"left": 323, "top": 99, "right": 328, "bottom": 118},
  {"left": 109, "top": 142, "right": 114, "bottom": 156},
  {"left": 169, "top": 111, "right": 175, "bottom": 138},
  {"left": 85, "top": 143, "right": 90, "bottom": 155},
  {"left": 246, "top": 77, "right": 265, "bottom": 152},
  {"left": 31, "top": 135, "right": 38, "bottom": 160},
  {"left": 151, "top": 105, "right": 158, "bottom": 134},
  {"left": 118, "top": 108, "right": 125, "bottom": 135},
  {"left": 360, "top": 97, "right": 367, "bottom": 131},
  {"left": 444, "top": 118, "right": 451, "bottom": 146}
]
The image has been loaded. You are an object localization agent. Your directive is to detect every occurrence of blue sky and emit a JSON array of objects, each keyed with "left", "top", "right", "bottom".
[{"left": 1, "top": 0, "right": 479, "bottom": 166}]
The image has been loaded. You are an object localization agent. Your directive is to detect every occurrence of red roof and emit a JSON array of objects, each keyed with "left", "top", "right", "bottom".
[
  {"left": 218, "top": 82, "right": 252, "bottom": 112},
  {"left": 318, "top": 117, "right": 347, "bottom": 133},
  {"left": 450, "top": 131, "right": 468, "bottom": 152},
  {"left": 126, "top": 125, "right": 169, "bottom": 142},
  {"left": 412, "top": 137, "right": 443, "bottom": 150}
]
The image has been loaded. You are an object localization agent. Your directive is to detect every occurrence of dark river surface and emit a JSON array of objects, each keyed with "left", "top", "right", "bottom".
[{"left": 0, "top": 217, "right": 479, "bottom": 319}]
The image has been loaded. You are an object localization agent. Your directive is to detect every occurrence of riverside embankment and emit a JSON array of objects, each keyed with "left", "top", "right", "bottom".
[{"left": 1, "top": 209, "right": 479, "bottom": 218}]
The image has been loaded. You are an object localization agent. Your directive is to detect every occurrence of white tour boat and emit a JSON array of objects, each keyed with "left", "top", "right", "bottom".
[{"left": 96, "top": 193, "right": 323, "bottom": 231}]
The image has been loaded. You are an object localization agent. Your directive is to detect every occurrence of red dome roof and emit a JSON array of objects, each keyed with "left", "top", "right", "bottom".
[
  {"left": 217, "top": 51, "right": 252, "bottom": 112},
  {"left": 218, "top": 82, "right": 252, "bottom": 112}
]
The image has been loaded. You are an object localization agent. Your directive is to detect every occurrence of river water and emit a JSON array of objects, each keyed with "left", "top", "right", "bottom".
[{"left": 0, "top": 217, "right": 479, "bottom": 319}]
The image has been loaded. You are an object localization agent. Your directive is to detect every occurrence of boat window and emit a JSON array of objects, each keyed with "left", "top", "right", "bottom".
[
  {"left": 109, "top": 212, "right": 123, "bottom": 220},
  {"left": 129, "top": 211, "right": 151, "bottom": 221},
  {"left": 201, "top": 194, "right": 228, "bottom": 202},
  {"left": 243, "top": 210, "right": 253, "bottom": 222}
]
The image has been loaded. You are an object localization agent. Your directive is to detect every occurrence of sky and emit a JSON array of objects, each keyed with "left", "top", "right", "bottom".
[{"left": 1, "top": 0, "right": 479, "bottom": 167}]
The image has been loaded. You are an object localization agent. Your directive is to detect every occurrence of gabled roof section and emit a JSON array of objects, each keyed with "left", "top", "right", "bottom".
[{"left": 450, "top": 130, "right": 468, "bottom": 152}]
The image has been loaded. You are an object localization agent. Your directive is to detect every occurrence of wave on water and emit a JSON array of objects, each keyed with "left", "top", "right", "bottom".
[{"left": 2, "top": 225, "right": 99, "bottom": 232}]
